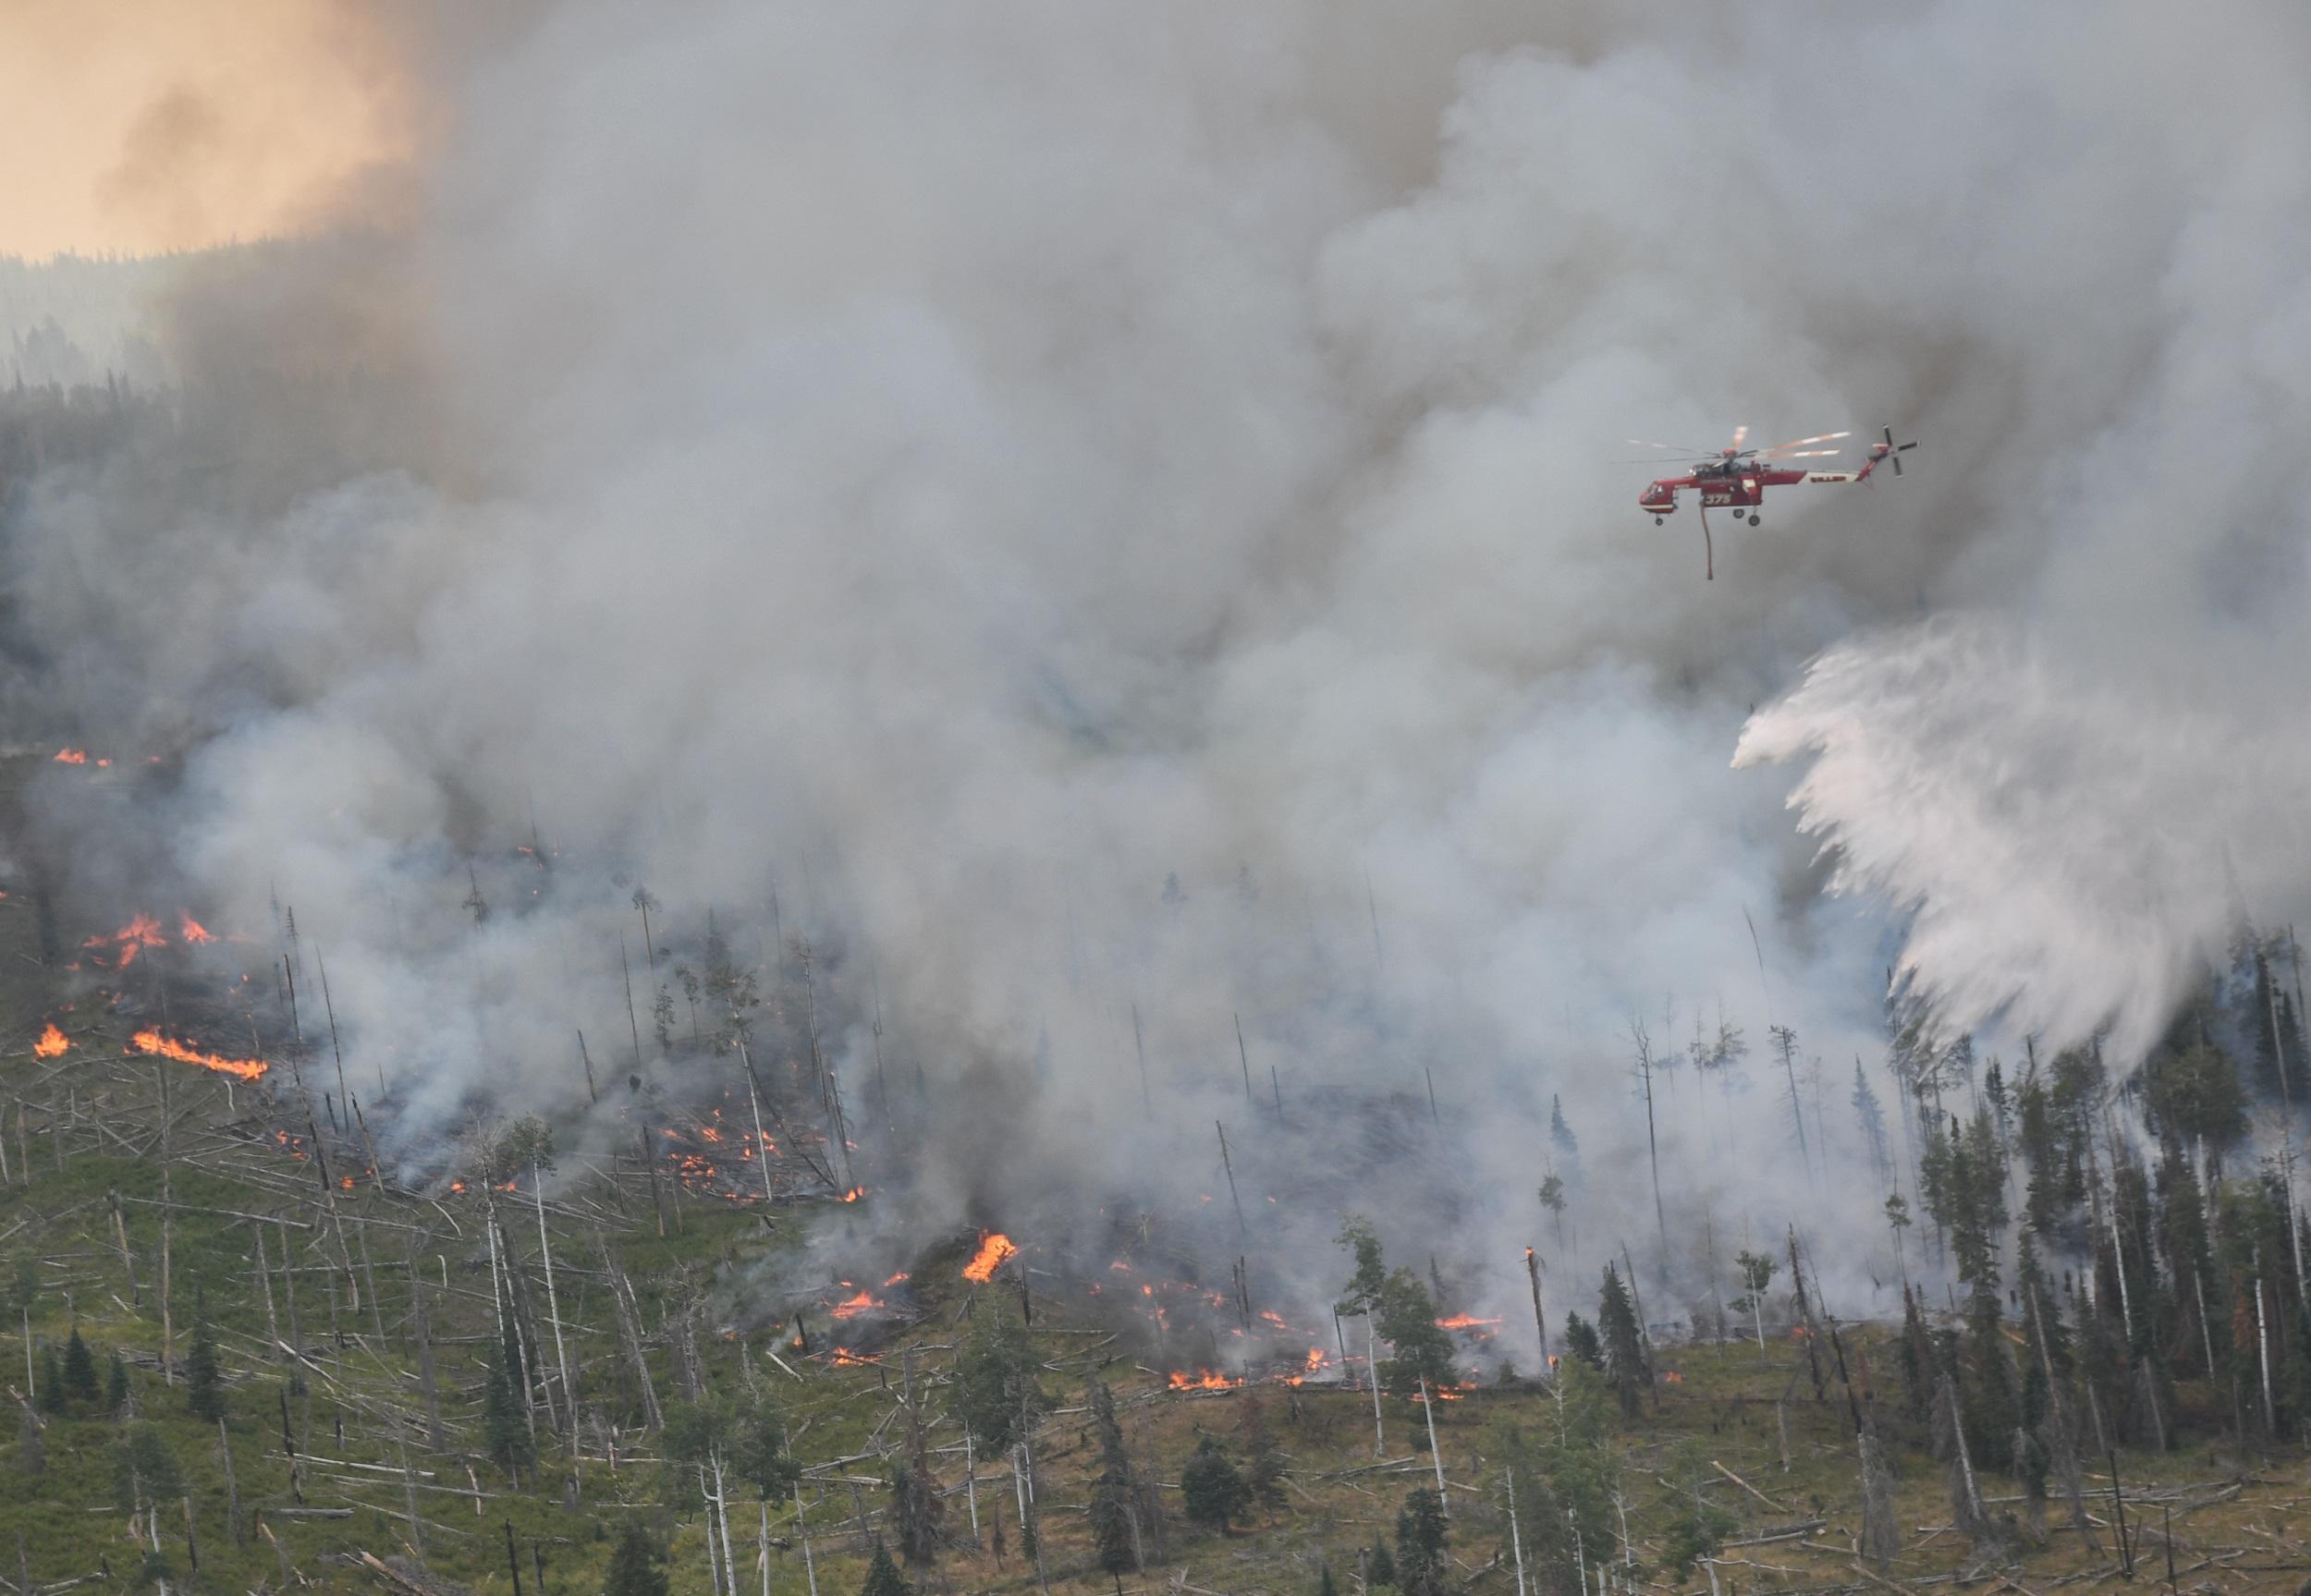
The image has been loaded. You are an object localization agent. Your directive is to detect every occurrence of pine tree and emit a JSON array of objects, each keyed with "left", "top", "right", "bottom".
[
  {"left": 1317, "top": 1566, "right": 1339, "bottom": 1596},
  {"left": 104, "top": 1347, "right": 129, "bottom": 1415},
  {"left": 61, "top": 1327, "right": 97, "bottom": 1404},
  {"left": 1393, "top": 1488, "right": 1450, "bottom": 1596},
  {"left": 604, "top": 1520, "right": 672, "bottom": 1596},
  {"left": 862, "top": 1540, "right": 911, "bottom": 1596},
  {"left": 1597, "top": 1264, "right": 1645, "bottom": 1416},
  {"left": 184, "top": 1307, "right": 226, "bottom": 1422},
  {"left": 1180, "top": 1437, "right": 1252, "bottom": 1532},
  {"left": 1549, "top": 1096, "right": 1578, "bottom": 1157}
]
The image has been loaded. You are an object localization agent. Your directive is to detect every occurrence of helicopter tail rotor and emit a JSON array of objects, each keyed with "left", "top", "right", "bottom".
[{"left": 1870, "top": 424, "right": 1919, "bottom": 477}]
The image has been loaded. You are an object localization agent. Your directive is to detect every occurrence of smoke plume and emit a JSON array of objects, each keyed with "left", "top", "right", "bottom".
[{"left": 7, "top": 1, "right": 2311, "bottom": 1331}]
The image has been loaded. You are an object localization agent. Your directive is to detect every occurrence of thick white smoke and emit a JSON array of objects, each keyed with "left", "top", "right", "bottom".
[{"left": 8, "top": 1, "right": 2311, "bottom": 1327}]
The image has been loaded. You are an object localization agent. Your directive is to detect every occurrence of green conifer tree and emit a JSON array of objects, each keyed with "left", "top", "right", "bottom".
[
  {"left": 1180, "top": 1437, "right": 1252, "bottom": 1532},
  {"left": 954, "top": 1307, "right": 1044, "bottom": 1453},
  {"left": 61, "top": 1326, "right": 98, "bottom": 1404},
  {"left": 1559, "top": 1312, "right": 1604, "bottom": 1371},
  {"left": 1596, "top": 1264, "right": 1645, "bottom": 1417},
  {"left": 1087, "top": 1380, "right": 1139, "bottom": 1577},
  {"left": 1393, "top": 1488, "right": 1450, "bottom": 1596},
  {"left": 1376, "top": 1269, "right": 1458, "bottom": 1396},
  {"left": 862, "top": 1540, "right": 911, "bottom": 1596},
  {"left": 1368, "top": 1538, "right": 1396, "bottom": 1586},
  {"left": 481, "top": 1317, "right": 534, "bottom": 1476},
  {"left": 36, "top": 1344, "right": 62, "bottom": 1414},
  {"left": 604, "top": 1520, "right": 672, "bottom": 1596},
  {"left": 105, "top": 1347, "right": 129, "bottom": 1415},
  {"left": 184, "top": 1309, "right": 226, "bottom": 1423}
]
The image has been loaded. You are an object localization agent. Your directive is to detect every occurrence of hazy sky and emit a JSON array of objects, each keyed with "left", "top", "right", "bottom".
[{"left": 0, "top": 0, "right": 416, "bottom": 259}]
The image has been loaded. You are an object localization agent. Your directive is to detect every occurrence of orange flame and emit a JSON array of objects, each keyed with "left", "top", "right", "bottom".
[
  {"left": 179, "top": 916, "right": 214, "bottom": 944},
  {"left": 883, "top": 1272, "right": 910, "bottom": 1286},
  {"left": 830, "top": 1290, "right": 881, "bottom": 1321},
  {"left": 1167, "top": 1370, "right": 1243, "bottom": 1392},
  {"left": 52, "top": 749, "right": 87, "bottom": 764},
  {"left": 840, "top": 1186, "right": 866, "bottom": 1202},
  {"left": 33, "top": 1024, "right": 67, "bottom": 1059},
  {"left": 129, "top": 1029, "right": 267, "bottom": 1081},
  {"left": 962, "top": 1232, "right": 1020, "bottom": 1284},
  {"left": 1436, "top": 1314, "right": 1503, "bottom": 1332},
  {"left": 831, "top": 1348, "right": 882, "bottom": 1367},
  {"left": 1663, "top": 1371, "right": 1685, "bottom": 1384}
]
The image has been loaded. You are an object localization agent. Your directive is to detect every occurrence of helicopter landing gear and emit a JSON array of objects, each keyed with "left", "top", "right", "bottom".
[
  {"left": 1747, "top": 513, "right": 1760, "bottom": 526},
  {"left": 1655, "top": 515, "right": 1664, "bottom": 526}
]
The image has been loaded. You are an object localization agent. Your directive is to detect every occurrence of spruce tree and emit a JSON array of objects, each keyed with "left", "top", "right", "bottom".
[
  {"left": 61, "top": 1326, "right": 98, "bottom": 1404},
  {"left": 604, "top": 1521, "right": 672, "bottom": 1596},
  {"left": 1852, "top": 1061, "right": 1891, "bottom": 1184},
  {"left": 1659, "top": 1443, "right": 1738, "bottom": 1576},
  {"left": 1318, "top": 1566, "right": 1339, "bottom": 1596},
  {"left": 1560, "top": 1312, "right": 1604, "bottom": 1371},
  {"left": 1549, "top": 1096, "right": 1578, "bottom": 1157},
  {"left": 1087, "top": 1381, "right": 1139, "bottom": 1577},
  {"left": 481, "top": 1317, "right": 533, "bottom": 1476},
  {"left": 1376, "top": 1269, "right": 1457, "bottom": 1395},
  {"left": 1238, "top": 1392, "right": 1286, "bottom": 1511},
  {"left": 185, "top": 1308, "right": 226, "bottom": 1423},
  {"left": 862, "top": 1540, "right": 911, "bottom": 1596},
  {"left": 112, "top": 1422, "right": 184, "bottom": 1528},
  {"left": 1596, "top": 1265, "right": 1645, "bottom": 1417},
  {"left": 1368, "top": 1538, "right": 1397, "bottom": 1586},
  {"left": 1180, "top": 1437, "right": 1252, "bottom": 1532},
  {"left": 36, "top": 1344, "right": 62, "bottom": 1414},
  {"left": 954, "top": 1307, "right": 1043, "bottom": 1453},
  {"left": 105, "top": 1347, "right": 129, "bottom": 1415},
  {"left": 1393, "top": 1488, "right": 1449, "bottom": 1596},
  {"left": 1335, "top": 1217, "right": 1388, "bottom": 1316}
]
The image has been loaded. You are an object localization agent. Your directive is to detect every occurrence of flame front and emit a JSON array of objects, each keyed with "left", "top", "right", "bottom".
[
  {"left": 130, "top": 1029, "right": 267, "bottom": 1081},
  {"left": 33, "top": 1024, "right": 67, "bottom": 1059},
  {"left": 1167, "top": 1370, "right": 1243, "bottom": 1392},
  {"left": 52, "top": 749, "right": 87, "bottom": 764},
  {"left": 961, "top": 1232, "right": 1020, "bottom": 1284},
  {"left": 178, "top": 916, "right": 214, "bottom": 944},
  {"left": 830, "top": 1289, "right": 881, "bottom": 1321}
]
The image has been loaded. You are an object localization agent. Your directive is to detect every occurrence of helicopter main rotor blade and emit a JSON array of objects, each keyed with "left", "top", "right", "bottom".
[
  {"left": 1624, "top": 437, "right": 1707, "bottom": 455},
  {"left": 1729, "top": 425, "right": 1749, "bottom": 451},
  {"left": 1763, "top": 430, "right": 1851, "bottom": 454}
]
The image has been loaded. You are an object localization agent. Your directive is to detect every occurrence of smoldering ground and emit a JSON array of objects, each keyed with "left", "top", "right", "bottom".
[{"left": 6, "top": 1, "right": 2311, "bottom": 1337}]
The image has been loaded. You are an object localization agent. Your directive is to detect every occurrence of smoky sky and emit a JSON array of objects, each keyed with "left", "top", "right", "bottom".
[{"left": 8, "top": 0, "right": 2311, "bottom": 1324}]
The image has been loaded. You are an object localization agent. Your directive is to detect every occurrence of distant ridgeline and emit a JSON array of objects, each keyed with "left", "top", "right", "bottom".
[{"left": 0, "top": 251, "right": 189, "bottom": 390}]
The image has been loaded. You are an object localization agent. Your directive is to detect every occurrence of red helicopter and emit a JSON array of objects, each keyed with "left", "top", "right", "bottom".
[{"left": 1627, "top": 424, "right": 1916, "bottom": 578}]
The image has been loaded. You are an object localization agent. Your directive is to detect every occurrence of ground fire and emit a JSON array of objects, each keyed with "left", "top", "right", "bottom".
[
  {"left": 129, "top": 1029, "right": 267, "bottom": 1081},
  {"left": 961, "top": 1231, "right": 1019, "bottom": 1283}
]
